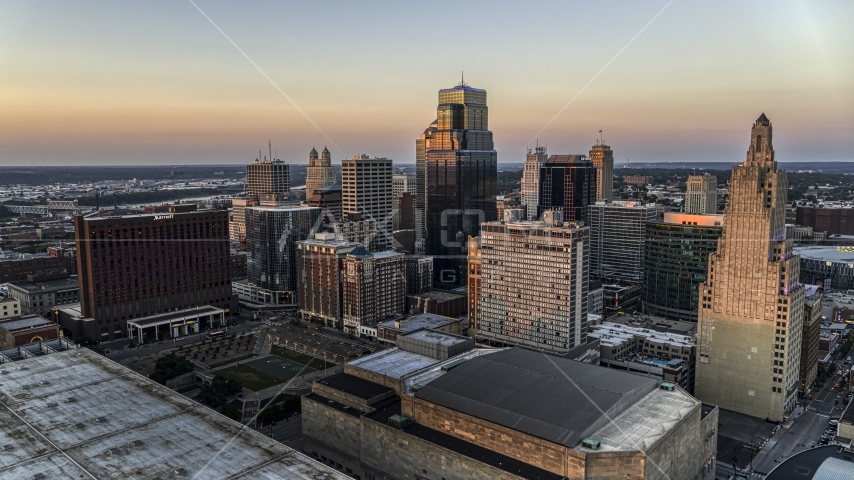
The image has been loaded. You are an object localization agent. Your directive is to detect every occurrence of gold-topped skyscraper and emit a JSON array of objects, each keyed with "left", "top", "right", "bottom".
[
  {"left": 417, "top": 80, "right": 497, "bottom": 285},
  {"left": 695, "top": 114, "right": 804, "bottom": 422},
  {"left": 305, "top": 146, "right": 335, "bottom": 197},
  {"left": 589, "top": 139, "right": 614, "bottom": 201}
]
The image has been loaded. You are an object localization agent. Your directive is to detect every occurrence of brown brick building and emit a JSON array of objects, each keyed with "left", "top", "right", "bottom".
[
  {"left": 73, "top": 206, "right": 235, "bottom": 340},
  {"left": 800, "top": 289, "right": 823, "bottom": 393},
  {"left": 0, "top": 253, "right": 64, "bottom": 283},
  {"left": 796, "top": 206, "right": 854, "bottom": 236},
  {"left": 0, "top": 314, "right": 60, "bottom": 348}
]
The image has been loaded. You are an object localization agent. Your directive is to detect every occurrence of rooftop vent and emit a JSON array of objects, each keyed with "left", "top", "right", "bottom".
[
  {"left": 32, "top": 474, "right": 45, "bottom": 480},
  {"left": 46, "top": 402, "right": 58, "bottom": 408},
  {"left": 64, "top": 397, "right": 76, "bottom": 403},
  {"left": 107, "top": 448, "right": 121, "bottom": 455},
  {"left": 441, "top": 358, "right": 468, "bottom": 372},
  {"left": 130, "top": 440, "right": 144, "bottom": 448},
  {"left": 581, "top": 438, "right": 601, "bottom": 450},
  {"left": 0, "top": 444, "right": 15, "bottom": 452},
  {"left": 410, "top": 384, "right": 422, "bottom": 392},
  {"left": 660, "top": 382, "right": 676, "bottom": 391},
  {"left": 74, "top": 423, "right": 86, "bottom": 429},
  {"left": 94, "top": 417, "right": 107, "bottom": 423},
  {"left": 388, "top": 414, "right": 411, "bottom": 429},
  {"left": 173, "top": 467, "right": 188, "bottom": 476},
  {"left": 39, "top": 381, "right": 50, "bottom": 386}
]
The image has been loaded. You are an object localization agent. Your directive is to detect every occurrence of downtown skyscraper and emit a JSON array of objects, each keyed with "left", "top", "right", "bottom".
[
  {"left": 305, "top": 147, "right": 335, "bottom": 197},
  {"left": 589, "top": 141, "right": 614, "bottom": 201},
  {"left": 695, "top": 114, "right": 804, "bottom": 422},
  {"left": 417, "top": 81, "right": 497, "bottom": 285}
]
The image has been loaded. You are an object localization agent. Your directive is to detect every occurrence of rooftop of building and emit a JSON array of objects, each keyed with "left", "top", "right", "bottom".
[
  {"left": 406, "top": 290, "right": 465, "bottom": 302},
  {"left": 379, "top": 313, "right": 459, "bottom": 333},
  {"left": 298, "top": 236, "right": 361, "bottom": 248},
  {"left": 82, "top": 209, "right": 223, "bottom": 221},
  {"left": 402, "top": 329, "right": 469, "bottom": 348},
  {"left": 7, "top": 276, "right": 79, "bottom": 294},
  {"left": 545, "top": 154, "right": 589, "bottom": 164},
  {"left": 588, "top": 322, "right": 695, "bottom": 349},
  {"left": 0, "top": 349, "right": 349, "bottom": 480},
  {"left": 0, "top": 297, "right": 18, "bottom": 304},
  {"left": 0, "top": 314, "right": 55, "bottom": 332},
  {"left": 0, "top": 252, "right": 56, "bottom": 262},
  {"left": 247, "top": 205, "right": 317, "bottom": 212},
  {"left": 577, "top": 386, "right": 699, "bottom": 453},
  {"left": 765, "top": 446, "right": 854, "bottom": 480},
  {"left": 315, "top": 183, "right": 341, "bottom": 192},
  {"left": 315, "top": 372, "right": 394, "bottom": 400},
  {"left": 439, "top": 84, "right": 486, "bottom": 93},
  {"left": 660, "top": 212, "right": 724, "bottom": 227},
  {"left": 415, "top": 348, "right": 662, "bottom": 448},
  {"left": 795, "top": 245, "right": 854, "bottom": 263},
  {"left": 592, "top": 200, "right": 655, "bottom": 209},
  {"left": 347, "top": 347, "right": 441, "bottom": 380},
  {"left": 604, "top": 313, "right": 698, "bottom": 337}
]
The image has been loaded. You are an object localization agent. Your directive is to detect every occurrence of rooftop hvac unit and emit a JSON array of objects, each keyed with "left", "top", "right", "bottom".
[
  {"left": 388, "top": 414, "right": 411, "bottom": 429},
  {"left": 441, "top": 358, "right": 468, "bottom": 372},
  {"left": 660, "top": 382, "right": 676, "bottom": 391},
  {"left": 410, "top": 384, "right": 422, "bottom": 392},
  {"left": 581, "top": 438, "right": 601, "bottom": 450}
]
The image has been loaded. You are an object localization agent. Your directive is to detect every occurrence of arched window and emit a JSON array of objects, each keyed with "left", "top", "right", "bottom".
[{"left": 756, "top": 135, "right": 762, "bottom": 151}]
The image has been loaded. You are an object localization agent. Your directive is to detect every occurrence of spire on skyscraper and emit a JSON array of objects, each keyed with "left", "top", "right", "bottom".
[{"left": 756, "top": 112, "right": 770, "bottom": 126}]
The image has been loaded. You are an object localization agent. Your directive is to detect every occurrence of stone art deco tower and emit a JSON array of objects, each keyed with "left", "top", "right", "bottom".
[
  {"left": 305, "top": 147, "right": 336, "bottom": 197},
  {"left": 695, "top": 114, "right": 804, "bottom": 422}
]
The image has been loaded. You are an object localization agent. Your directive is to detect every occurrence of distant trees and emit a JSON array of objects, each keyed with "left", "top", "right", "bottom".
[
  {"left": 150, "top": 353, "right": 194, "bottom": 385},
  {"left": 196, "top": 375, "right": 242, "bottom": 408}
]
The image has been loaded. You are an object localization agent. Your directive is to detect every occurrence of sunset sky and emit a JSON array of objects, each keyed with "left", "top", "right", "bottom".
[{"left": 1, "top": 1, "right": 852, "bottom": 165}]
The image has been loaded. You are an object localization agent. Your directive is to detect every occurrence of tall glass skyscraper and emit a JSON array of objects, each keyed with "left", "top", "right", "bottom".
[{"left": 418, "top": 82, "right": 497, "bottom": 285}]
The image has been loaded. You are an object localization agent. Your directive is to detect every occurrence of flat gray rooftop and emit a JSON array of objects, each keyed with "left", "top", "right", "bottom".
[
  {"left": 415, "top": 348, "right": 660, "bottom": 448},
  {"left": 380, "top": 313, "right": 457, "bottom": 333},
  {"left": 403, "top": 329, "right": 469, "bottom": 347},
  {"left": 8, "top": 277, "right": 79, "bottom": 294},
  {"left": 795, "top": 245, "right": 854, "bottom": 263},
  {"left": 0, "top": 349, "right": 349, "bottom": 480},
  {"left": 0, "top": 315, "right": 54, "bottom": 332}
]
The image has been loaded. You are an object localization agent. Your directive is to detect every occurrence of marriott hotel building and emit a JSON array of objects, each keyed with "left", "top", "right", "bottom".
[{"left": 73, "top": 205, "right": 235, "bottom": 338}]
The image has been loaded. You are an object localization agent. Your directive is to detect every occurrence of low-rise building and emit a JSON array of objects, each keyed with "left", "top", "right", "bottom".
[
  {"left": 302, "top": 342, "right": 717, "bottom": 480},
  {"left": 0, "top": 314, "right": 60, "bottom": 348},
  {"left": 7, "top": 273, "right": 79, "bottom": 317},
  {"left": 406, "top": 289, "right": 466, "bottom": 318},
  {"left": 0, "top": 251, "right": 64, "bottom": 283},
  {"left": 588, "top": 321, "right": 697, "bottom": 393},
  {"left": 0, "top": 297, "right": 20, "bottom": 319},
  {"left": 376, "top": 313, "right": 461, "bottom": 345}
]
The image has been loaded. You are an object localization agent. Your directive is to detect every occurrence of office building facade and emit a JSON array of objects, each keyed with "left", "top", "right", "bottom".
[
  {"left": 307, "top": 183, "right": 342, "bottom": 223},
  {"left": 422, "top": 83, "right": 498, "bottom": 285},
  {"left": 305, "top": 147, "right": 336, "bottom": 197},
  {"left": 404, "top": 255, "right": 433, "bottom": 295},
  {"left": 74, "top": 207, "right": 233, "bottom": 339},
  {"left": 521, "top": 145, "right": 548, "bottom": 220},
  {"left": 297, "top": 235, "right": 360, "bottom": 328},
  {"left": 800, "top": 288, "right": 822, "bottom": 393},
  {"left": 796, "top": 206, "right": 854, "bottom": 236},
  {"left": 643, "top": 213, "right": 724, "bottom": 321},
  {"left": 589, "top": 141, "right": 614, "bottom": 201},
  {"left": 245, "top": 206, "right": 321, "bottom": 306},
  {"left": 341, "top": 248, "right": 406, "bottom": 336},
  {"left": 685, "top": 173, "right": 718, "bottom": 214},
  {"left": 229, "top": 198, "right": 259, "bottom": 244},
  {"left": 537, "top": 155, "right": 596, "bottom": 222},
  {"left": 695, "top": 114, "right": 805, "bottom": 422},
  {"left": 392, "top": 173, "right": 416, "bottom": 196},
  {"left": 341, "top": 154, "right": 393, "bottom": 249},
  {"left": 477, "top": 209, "right": 589, "bottom": 354},
  {"left": 246, "top": 157, "right": 289, "bottom": 198},
  {"left": 588, "top": 201, "right": 656, "bottom": 284}
]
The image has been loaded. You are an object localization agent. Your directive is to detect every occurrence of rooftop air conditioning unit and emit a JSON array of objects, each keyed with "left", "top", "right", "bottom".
[
  {"left": 660, "top": 382, "right": 676, "bottom": 391},
  {"left": 388, "top": 414, "right": 411, "bottom": 429},
  {"left": 582, "top": 438, "right": 601, "bottom": 450}
]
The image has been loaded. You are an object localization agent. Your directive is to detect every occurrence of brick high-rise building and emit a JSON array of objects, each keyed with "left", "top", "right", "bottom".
[
  {"left": 477, "top": 209, "right": 589, "bottom": 354},
  {"left": 74, "top": 206, "right": 233, "bottom": 338},
  {"left": 305, "top": 147, "right": 336, "bottom": 197},
  {"left": 537, "top": 155, "right": 596, "bottom": 222},
  {"left": 341, "top": 154, "right": 393, "bottom": 249},
  {"left": 695, "top": 114, "right": 805, "bottom": 422},
  {"left": 589, "top": 140, "right": 614, "bottom": 201},
  {"left": 404, "top": 255, "right": 433, "bottom": 295},
  {"left": 521, "top": 145, "right": 548, "bottom": 220},
  {"left": 341, "top": 247, "right": 406, "bottom": 336},
  {"left": 392, "top": 192, "right": 414, "bottom": 231},
  {"left": 800, "top": 287, "right": 822, "bottom": 394},
  {"left": 307, "top": 183, "right": 342, "bottom": 223},
  {"left": 685, "top": 173, "right": 718, "bottom": 214},
  {"left": 246, "top": 156, "right": 289, "bottom": 198},
  {"left": 466, "top": 236, "right": 482, "bottom": 335},
  {"left": 297, "top": 234, "right": 360, "bottom": 329}
]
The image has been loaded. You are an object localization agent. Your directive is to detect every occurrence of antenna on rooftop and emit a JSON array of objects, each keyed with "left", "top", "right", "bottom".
[
  {"left": 269, "top": 140, "right": 272, "bottom": 163},
  {"left": 599, "top": 129, "right": 603, "bottom": 145}
]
